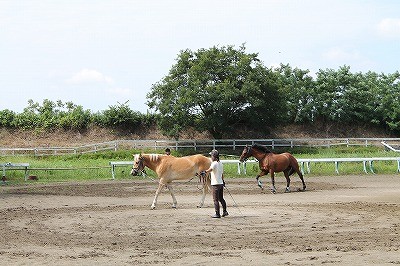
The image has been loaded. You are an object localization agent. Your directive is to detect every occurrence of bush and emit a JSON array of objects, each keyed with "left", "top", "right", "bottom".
[
  {"left": 0, "top": 109, "right": 16, "bottom": 127},
  {"left": 58, "top": 105, "right": 91, "bottom": 130},
  {"left": 95, "top": 102, "right": 149, "bottom": 130},
  {"left": 13, "top": 110, "right": 39, "bottom": 129}
]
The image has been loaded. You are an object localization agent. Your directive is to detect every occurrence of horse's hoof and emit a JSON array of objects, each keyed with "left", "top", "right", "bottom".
[
  {"left": 151, "top": 205, "right": 156, "bottom": 210},
  {"left": 271, "top": 190, "right": 276, "bottom": 194},
  {"left": 285, "top": 188, "right": 291, "bottom": 193}
]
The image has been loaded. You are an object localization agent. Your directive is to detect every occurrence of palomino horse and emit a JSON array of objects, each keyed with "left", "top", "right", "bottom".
[
  {"left": 131, "top": 153, "right": 211, "bottom": 209},
  {"left": 239, "top": 144, "right": 306, "bottom": 193}
]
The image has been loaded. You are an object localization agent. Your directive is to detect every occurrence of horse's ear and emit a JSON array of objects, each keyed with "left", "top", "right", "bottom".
[{"left": 245, "top": 144, "right": 248, "bottom": 148}]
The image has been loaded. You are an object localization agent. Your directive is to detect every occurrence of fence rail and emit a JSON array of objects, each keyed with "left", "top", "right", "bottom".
[{"left": 1, "top": 138, "right": 400, "bottom": 156}]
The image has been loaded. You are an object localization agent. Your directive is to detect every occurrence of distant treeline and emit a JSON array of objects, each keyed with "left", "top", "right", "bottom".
[
  {"left": 0, "top": 100, "right": 156, "bottom": 131},
  {"left": 1, "top": 54, "right": 400, "bottom": 139},
  {"left": 146, "top": 45, "right": 400, "bottom": 138}
]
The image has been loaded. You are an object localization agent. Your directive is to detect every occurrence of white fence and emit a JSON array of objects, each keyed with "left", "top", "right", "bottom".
[
  {"left": 1, "top": 138, "right": 400, "bottom": 156},
  {"left": 110, "top": 156, "right": 400, "bottom": 179},
  {"left": 0, "top": 141, "right": 119, "bottom": 156}
]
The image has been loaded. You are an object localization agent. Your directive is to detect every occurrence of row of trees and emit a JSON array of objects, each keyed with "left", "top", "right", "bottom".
[
  {"left": 0, "top": 100, "right": 154, "bottom": 131},
  {"left": 148, "top": 45, "right": 400, "bottom": 138},
  {"left": 1, "top": 45, "right": 399, "bottom": 138}
]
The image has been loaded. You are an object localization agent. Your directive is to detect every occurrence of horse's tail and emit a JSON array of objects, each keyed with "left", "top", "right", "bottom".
[
  {"left": 288, "top": 153, "right": 306, "bottom": 191},
  {"left": 206, "top": 174, "right": 211, "bottom": 193},
  {"left": 288, "top": 166, "right": 296, "bottom": 176},
  {"left": 198, "top": 173, "right": 211, "bottom": 193},
  {"left": 287, "top": 154, "right": 303, "bottom": 177}
]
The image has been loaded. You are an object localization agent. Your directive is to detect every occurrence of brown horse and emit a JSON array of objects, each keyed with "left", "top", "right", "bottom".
[
  {"left": 239, "top": 144, "right": 306, "bottom": 193},
  {"left": 131, "top": 153, "right": 211, "bottom": 209}
]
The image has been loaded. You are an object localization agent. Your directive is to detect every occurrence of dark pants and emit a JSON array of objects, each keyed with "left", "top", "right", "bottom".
[{"left": 212, "top": 184, "right": 227, "bottom": 215}]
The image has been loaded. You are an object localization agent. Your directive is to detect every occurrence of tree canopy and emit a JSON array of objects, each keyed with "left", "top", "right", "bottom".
[
  {"left": 147, "top": 45, "right": 284, "bottom": 138},
  {"left": 147, "top": 45, "right": 400, "bottom": 138},
  {"left": 1, "top": 45, "right": 400, "bottom": 138}
]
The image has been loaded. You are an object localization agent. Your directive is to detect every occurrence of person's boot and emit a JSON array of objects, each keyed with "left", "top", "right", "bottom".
[
  {"left": 222, "top": 210, "right": 229, "bottom": 217},
  {"left": 211, "top": 212, "right": 221, "bottom": 218}
]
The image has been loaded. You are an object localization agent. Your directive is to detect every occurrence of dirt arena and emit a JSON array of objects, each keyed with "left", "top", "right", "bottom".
[{"left": 1, "top": 175, "right": 400, "bottom": 265}]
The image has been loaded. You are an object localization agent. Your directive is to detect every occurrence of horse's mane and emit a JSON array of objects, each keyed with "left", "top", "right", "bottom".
[
  {"left": 137, "top": 154, "right": 162, "bottom": 161},
  {"left": 252, "top": 143, "right": 272, "bottom": 154}
]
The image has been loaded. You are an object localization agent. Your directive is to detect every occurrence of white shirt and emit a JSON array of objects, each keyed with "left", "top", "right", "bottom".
[{"left": 210, "top": 160, "right": 224, "bottom": 185}]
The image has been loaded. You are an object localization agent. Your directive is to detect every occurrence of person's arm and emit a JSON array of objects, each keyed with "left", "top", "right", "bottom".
[
  {"left": 200, "top": 163, "right": 214, "bottom": 175},
  {"left": 200, "top": 167, "right": 211, "bottom": 175}
]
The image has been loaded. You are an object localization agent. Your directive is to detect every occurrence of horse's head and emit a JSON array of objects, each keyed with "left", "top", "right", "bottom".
[
  {"left": 131, "top": 154, "right": 146, "bottom": 176},
  {"left": 239, "top": 145, "right": 252, "bottom": 162}
]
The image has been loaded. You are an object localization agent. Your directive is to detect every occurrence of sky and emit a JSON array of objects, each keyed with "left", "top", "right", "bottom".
[{"left": 1, "top": 0, "right": 399, "bottom": 114}]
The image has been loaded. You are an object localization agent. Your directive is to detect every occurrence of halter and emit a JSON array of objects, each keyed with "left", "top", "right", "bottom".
[
  {"left": 245, "top": 146, "right": 252, "bottom": 157},
  {"left": 132, "top": 155, "right": 146, "bottom": 176},
  {"left": 240, "top": 145, "right": 252, "bottom": 162}
]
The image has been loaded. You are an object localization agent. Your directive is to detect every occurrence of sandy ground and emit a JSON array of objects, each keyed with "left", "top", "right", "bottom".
[{"left": 1, "top": 175, "right": 400, "bottom": 265}]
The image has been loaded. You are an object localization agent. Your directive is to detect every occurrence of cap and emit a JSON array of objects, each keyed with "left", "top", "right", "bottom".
[{"left": 209, "top": 149, "right": 219, "bottom": 157}]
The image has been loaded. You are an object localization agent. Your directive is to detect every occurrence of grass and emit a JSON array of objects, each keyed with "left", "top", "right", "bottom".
[{"left": 1, "top": 146, "right": 399, "bottom": 184}]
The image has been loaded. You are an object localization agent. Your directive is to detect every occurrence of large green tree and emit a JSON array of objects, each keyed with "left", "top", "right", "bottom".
[
  {"left": 275, "top": 64, "right": 315, "bottom": 123},
  {"left": 312, "top": 65, "right": 375, "bottom": 124},
  {"left": 147, "top": 45, "right": 284, "bottom": 139},
  {"left": 374, "top": 71, "right": 400, "bottom": 132}
]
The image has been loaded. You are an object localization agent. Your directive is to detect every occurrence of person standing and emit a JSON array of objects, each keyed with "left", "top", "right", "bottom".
[{"left": 201, "top": 149, "right": 228, "bottom": 218}]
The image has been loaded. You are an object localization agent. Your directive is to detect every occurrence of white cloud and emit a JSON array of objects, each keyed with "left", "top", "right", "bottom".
[
  {"left": 376, "top": 18, "right": 400, "bottom": 38},
  {"left": 321, "top": 47, "right": 375, "bottom": 72},
  {"left": 67, "top": 69, "right": 114, "bottom": 84},
  {"left": 107, "top": 87, "right": 133, "bottom": 96}
]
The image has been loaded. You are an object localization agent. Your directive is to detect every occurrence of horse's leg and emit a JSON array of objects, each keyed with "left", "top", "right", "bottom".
[
  {"left": 284, "top": 170, "right": 291, "bottom": 193},
  {"left": 297, "top": 169, "right": 306, "bottom": 191},
  {"left": 166, "top": 183, "right": 178, "bottom": 208},
  {"left": 270, "top": 170, "right": 277, "bottom": 193},
  {"left": 256, "top": 171, "right": 266, "bottom": 190},
  {"left": 291, "top": 158, "right": 306, "bottom": 191},
  {"left": 151, "top": 183, "right": 164, "bottom": 209},
  {"left": 256, "top": 175, "right": 262, "bottom": 189}
]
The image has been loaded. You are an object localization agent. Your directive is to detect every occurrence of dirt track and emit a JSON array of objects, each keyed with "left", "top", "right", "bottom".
[{"left": 1, "top": 175, "right": 400, "bottom": 265}]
